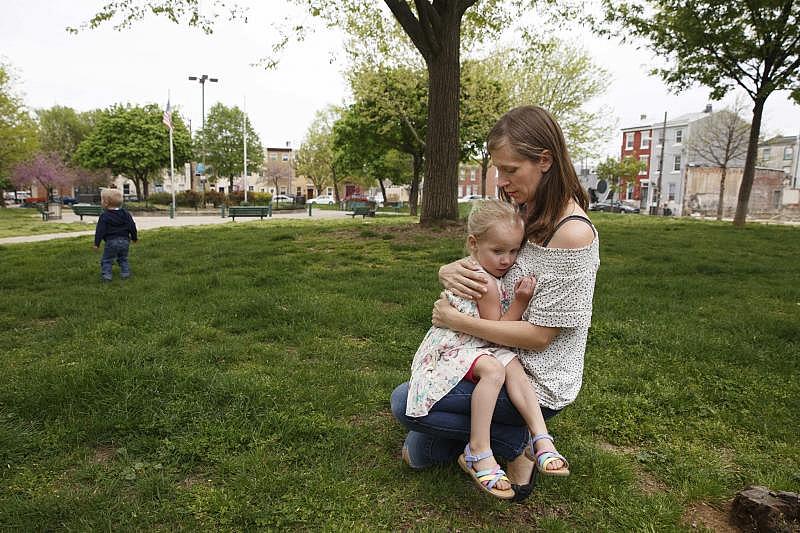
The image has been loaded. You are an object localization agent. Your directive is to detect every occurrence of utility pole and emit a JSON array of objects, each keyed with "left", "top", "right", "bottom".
[{"left": 654, "top": 112, "right": 667, "bottom": 215}]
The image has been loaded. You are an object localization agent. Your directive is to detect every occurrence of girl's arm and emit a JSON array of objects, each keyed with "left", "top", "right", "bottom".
[
  {"left": 500, "top": 276, "right": 535, "bottom": 322},
  {"left": 438, "top": 258, "right": 489, "bottom": 300},
  {"left": 475, "top": 278, "right": 502, "bottom": 320},
  {"left": 433, "top": 292, "right": 559, "bottom": 352}
]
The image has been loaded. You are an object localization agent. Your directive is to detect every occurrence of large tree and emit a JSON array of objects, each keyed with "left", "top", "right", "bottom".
[
  {"left": 76, "top": 1, "right": 574, "bottom": 223},
  {"left": 346, "top": 64, "right": 427, "bottom": 214},
  {"left": 0, "top": 62, "right": 39, "bottom": 201},
  {"left": 196, "top": 103, "right": 263, "bottom": 192},
  {"left": 686, "top": 102, "right": 751, "bottom": 220},
  {"left": 294, "top": 108, "right": 338, "bottom": 201},
  {"left": 37, "top": 106, "right": 94, "bottom": 163},
  {"left": 74, "top": 103, "right": 192, "bottom": 199},
  {"left": 602, "top": 0, "right": 800, "bottom": 226}
]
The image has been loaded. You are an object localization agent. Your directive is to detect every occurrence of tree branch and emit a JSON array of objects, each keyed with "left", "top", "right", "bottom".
[{"left": 383, "top": 0, "right": 432, "bottom": 60}]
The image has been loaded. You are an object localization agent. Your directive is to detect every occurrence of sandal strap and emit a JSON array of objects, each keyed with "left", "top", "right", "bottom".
[
  {"left": 536, "top": 450, "right": 569, "bottom": 470},
  {"left": 531, "top": 433, "right": 554, "bottom": 446},
  {"left": 463, "top": 444, "right": 494, "bottom": 466},
  {"left": 475, "top": 465, "right": 509, "bottom": 490}
]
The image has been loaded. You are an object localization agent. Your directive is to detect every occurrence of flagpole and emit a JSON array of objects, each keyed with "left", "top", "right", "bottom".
[
  {"left": 243, "top": 96, "right": 248, "bottom": 203},
  {"left": 164, "top": 90, "right": 176, "bottom": 218}
]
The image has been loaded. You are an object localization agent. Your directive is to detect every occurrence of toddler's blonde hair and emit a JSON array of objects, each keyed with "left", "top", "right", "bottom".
[
  {"left": 466, "top": 199, "right": 522, "bottom": 247},
  {"left": 101, "top": 188, "right": 123, "bottom": 208}
]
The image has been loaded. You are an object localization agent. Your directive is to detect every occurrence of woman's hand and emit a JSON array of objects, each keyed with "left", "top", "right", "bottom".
[
  {"left": 438, "top": 258, "right": 489, "bottom": 300},
  {"left": 432, "top": 292, "right": 462, "bottom": 330}
]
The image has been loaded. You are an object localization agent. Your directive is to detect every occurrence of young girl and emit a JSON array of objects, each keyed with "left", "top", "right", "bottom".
[{"left": 406, "top": 200, "right": 568, "bottom": 500}]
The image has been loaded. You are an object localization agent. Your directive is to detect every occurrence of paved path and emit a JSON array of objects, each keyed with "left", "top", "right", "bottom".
[{"left": 0, "top": 208, "right": 355, "bottom": 245}]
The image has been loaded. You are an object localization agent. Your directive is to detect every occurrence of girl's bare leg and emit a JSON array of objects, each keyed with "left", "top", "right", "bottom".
[
  {"left": 504, "top": 358, "right": 564, "bottom": 470},
  {"left": 468, "top": 356, "right": 510, "bottom": 490}
]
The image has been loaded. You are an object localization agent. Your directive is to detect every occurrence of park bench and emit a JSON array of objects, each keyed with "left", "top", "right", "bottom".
[
  {"left": 348, "top": 201, "right": 376, "bottom": 218},
  {"left": 72, "top": 204, "right": 104, "bottom": 220},
  {"left": 228, "top": 205, "right": 272, "bottom": 221}
]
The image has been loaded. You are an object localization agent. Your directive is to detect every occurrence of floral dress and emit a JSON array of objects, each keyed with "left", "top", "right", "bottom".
[{"left": 405, "top": 270, "right": 518, "bottom": 417}]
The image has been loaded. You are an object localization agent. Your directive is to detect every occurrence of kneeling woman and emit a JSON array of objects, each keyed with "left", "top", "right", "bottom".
[{"left": 390, "top": 105, "right": 600, "bottom": 500}]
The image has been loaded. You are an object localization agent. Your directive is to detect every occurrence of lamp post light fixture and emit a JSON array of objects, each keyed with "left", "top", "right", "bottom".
[{"left": 188, "top": 74, "right": 218, "bottom": 195}]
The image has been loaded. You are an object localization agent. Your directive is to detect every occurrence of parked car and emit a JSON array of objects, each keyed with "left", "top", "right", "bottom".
[
  {"left": 60, "top": 197, "right": 78, "bottom": 205},
  {"left": 589, "top": 200, "right": 640, "bottom": 214},
  {"left": 308, "top": 194, "right": 335, "bottom": 205},
  {"left": 272, "top": 194, "right": 293, "bottom": 203},
  {"left": 457, "top": 194, "right": 484, "bottom": 203}
]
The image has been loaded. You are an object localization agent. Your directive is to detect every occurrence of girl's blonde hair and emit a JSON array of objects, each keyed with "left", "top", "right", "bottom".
[{"left": 466, "top": 199, "right": 522, "bottom": 248}]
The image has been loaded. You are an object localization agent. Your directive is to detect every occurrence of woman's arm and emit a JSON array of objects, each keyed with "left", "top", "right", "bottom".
[
  {"left": 438, "top": 258, "right": 489, "bottom": 300},
  {"left": 433, "top": 293, "right": 559, "bottom": 351}
]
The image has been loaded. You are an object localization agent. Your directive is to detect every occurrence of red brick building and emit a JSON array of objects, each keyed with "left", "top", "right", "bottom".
[{"left": 620, "top": 119, "right": 653, "bottom": 202}]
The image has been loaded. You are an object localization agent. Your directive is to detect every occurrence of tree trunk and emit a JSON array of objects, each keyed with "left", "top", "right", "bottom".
[
  {"left": 480, "top": 151, "right": 489, "bottom": 198},
  {"left": 420, "top": 16, "right": 461, "bottom": 224},
  {"left": 733, "top": 97, "right": 766, "bottom": 227},
  {"left": 717, "top": 166, "right": 727, "bottom": 221},
  {"left": 331, "top": 168, "right": 341, "bottom": 204},
  {"left": 410, "top": 152, "right": 421, "bottom": 216},
  {"left": 378, "top": 178, "right": 388, "bottom": 206}
]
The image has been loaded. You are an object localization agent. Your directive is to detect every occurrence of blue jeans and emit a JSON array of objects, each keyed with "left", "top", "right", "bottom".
[
  {"left": 100, "top": 237, "right": 131, "bottom": 280},
  {"left": 390, "top": 381, "right": 560, "bottom": 469}
]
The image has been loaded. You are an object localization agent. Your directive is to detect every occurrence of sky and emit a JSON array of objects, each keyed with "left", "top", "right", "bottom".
[{"left": 3, "top": 0, "right": 800, "bottom": 161}]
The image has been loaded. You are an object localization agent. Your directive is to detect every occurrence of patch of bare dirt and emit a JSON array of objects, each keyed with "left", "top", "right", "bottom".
[
  {"left": 91, "top": 444, "right": 117, "bottom": 464},
  {"left": 179, "top": 473, "right": 210, "bottom": 489},
  {"left": 682, "top": 501, "right": 743, "bottom": 532}
]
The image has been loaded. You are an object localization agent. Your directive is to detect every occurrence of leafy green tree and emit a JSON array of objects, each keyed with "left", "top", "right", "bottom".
[
  {"left": 196, "top": 103, "right": 264, "bottom": 192},
  {"left": 37, "top": 106, "right": 93, "bottom": 163},
  {"left": 0, "top": 62, "right": 39, "bottom": 202},
  {"left": 346, "top": 64, "right": 427, "bottom": 214},
  {"left": 601, "top": 0, "right": 800, "bottom": 226},
  {"left": 295, "top": 108, "right": 338, "bottom": 201},
  {"left": 596, "top": 156, "right": 644, "bottom": 202},
  {"left": 503, "top": 35, "right": 612, "bottom": 160},
  {"left": 74, "top": 103, "right": 192, "bottom": 199},
  {"left": 460, "top": 58, "right": 512, "bottom": 199}
]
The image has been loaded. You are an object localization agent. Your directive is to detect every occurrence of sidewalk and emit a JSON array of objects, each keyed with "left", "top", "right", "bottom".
[{"left": 0, "top": 208, "right": 354, "bottom": 245}]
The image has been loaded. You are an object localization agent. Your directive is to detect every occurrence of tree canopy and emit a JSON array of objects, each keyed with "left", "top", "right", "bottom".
[
  {"left": 596, "top": 156, "right": 645, "bottom": 201},
  {"left": 602, "top": 0, "right": 800, "bottom": 226},
  {"left": 11, "top": 152, "right": 75, "bottom": 200},
  {"left": 196, "top": 103, "right": 264, "bottom": 191},
  {"left": 74, "top": 103, "right": 192, "bottom": 199},
  {"left": 0, "top": 62, "right": 38, "bottom": 185}
]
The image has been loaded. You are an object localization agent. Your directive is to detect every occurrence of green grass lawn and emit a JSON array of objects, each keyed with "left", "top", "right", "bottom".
[
  {"left": 0, "top": 214, "right": 798, "bottom": 530},
  {"left": 0, "top": 207, "right": 94, "bottom": 238}
]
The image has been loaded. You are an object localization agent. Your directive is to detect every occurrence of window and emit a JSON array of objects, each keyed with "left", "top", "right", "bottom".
[
  {"left": 625, "top": 133, "right": 634, "bottom": 150},
  {"left": 784, "top": 146, "right": 794, "bottom": 160},
  {"left": 280, "top": 188, "right": 286, "bottom": 195},
  {"left": 123, "top": 183, "right": 130, "bottom": 194},
  {"left": 762, "top": 148, "right": 771, "bottom": 160},
  {"left": 675, "top": 129, "right": 683, "bottom": 143},
  {"left": 668, "top": 182, "right": 676, "bottom": 201},
  {"left": 773, "top": 190, "right": 781, "bottom": 208},
  {"left": 639, "top": 155, "right": 648, "bottom": 174},
  {"left": 657, "top": 132, "right": 664, "bottom": 146},
  {"left": 326, "top": 187, "right": 333, "bottom": 196},
  {"left": 270, "top": 153, "right": 278, "bottom": 160},
  {"left": 640, "top": 131, "right": 651, "bottom": 149},
  {"left": 248, "top": 185, "right": 254, "bottom": 191},
  {"left": 673, "top": 155, "right": 681, "bottom": 171},
  {"left": 627, "top": 183, "right": 634, "bottom": 200},
  {"left": 282, "top": 154, "right": 289, "bottom": 161}
]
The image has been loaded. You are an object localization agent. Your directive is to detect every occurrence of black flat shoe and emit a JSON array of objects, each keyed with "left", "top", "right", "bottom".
[{"left": 510, "top": 466, "right": 538, "bottom": 503}]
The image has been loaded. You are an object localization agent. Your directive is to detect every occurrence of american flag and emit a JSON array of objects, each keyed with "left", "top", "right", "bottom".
[{"left": 163, "top": 100, "right": 173, "bottom": 131}]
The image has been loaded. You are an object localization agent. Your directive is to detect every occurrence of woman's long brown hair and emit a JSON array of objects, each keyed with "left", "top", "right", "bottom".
[{"left": 487, "top": 106, "right": 589, "bottom": 245}]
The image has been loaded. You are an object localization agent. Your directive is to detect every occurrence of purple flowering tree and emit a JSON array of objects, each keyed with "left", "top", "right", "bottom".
[{"left": 12, "top": 152, "right": 76, "bottom": 205}]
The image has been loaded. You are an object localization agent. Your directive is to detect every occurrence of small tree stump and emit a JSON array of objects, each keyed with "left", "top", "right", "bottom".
[{"left": 732, "top": 485, "right": 800, "bottom": 532}]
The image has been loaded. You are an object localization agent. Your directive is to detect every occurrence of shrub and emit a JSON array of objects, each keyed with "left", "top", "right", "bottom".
[
  {"left": 176, "top": 190, "right": 203, "bottom": 208},
  {"left": 148, "top": 192, "right": 172, "bottom": 205}
]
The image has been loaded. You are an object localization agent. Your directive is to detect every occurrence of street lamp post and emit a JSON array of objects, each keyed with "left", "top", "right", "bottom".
[{"left": 188, "top": 74, "right": 218, "bottom": 196}]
